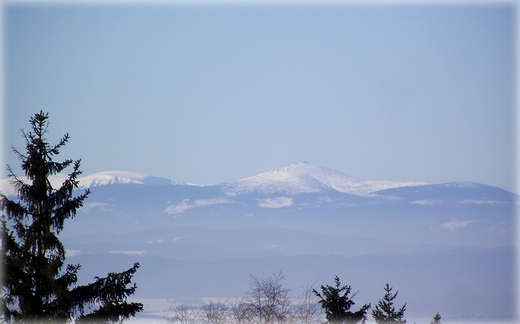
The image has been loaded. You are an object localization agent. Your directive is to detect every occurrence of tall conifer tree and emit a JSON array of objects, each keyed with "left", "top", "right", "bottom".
[
  {"left": 371, "top": 284, "right": 406, "bottom": 324},
  {"left": 0, "top": 111, "right": 143, "bottom": 323}
]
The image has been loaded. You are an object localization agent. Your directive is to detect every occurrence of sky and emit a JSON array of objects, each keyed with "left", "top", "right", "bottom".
[{"left": 1, "top": 2, "right": 517, "bottom": 193}]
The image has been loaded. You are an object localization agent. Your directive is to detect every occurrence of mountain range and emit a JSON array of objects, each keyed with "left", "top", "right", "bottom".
[{"left": 1, "top": 162, "right": 517, "bottom": 322}]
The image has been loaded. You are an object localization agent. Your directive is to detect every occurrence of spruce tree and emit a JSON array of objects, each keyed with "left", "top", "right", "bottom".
[
  {"left": 0, "top": 111, "right": 143, "bottom": 323},
  {"left": 313, "top": 276, "right": 370, "bottom": 324},
  {"left": 430, "top": 312, "right": 441, "bottom": 324},
  {"left": 371, "top": 284, "right": 406, "bottom": 324}
]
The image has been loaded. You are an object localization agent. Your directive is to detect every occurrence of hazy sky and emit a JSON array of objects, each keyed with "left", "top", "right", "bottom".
[{"left": 2, "top": 3, "right": 517, "bottom": 192}]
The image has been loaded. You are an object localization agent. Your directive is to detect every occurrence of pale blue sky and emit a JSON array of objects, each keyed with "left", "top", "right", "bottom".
[{"left": 2, "top": 3, "right": 516, "bottom": 192}]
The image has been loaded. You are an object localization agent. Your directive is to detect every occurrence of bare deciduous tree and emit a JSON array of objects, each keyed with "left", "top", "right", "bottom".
[
  {"left": 166, "top": 271, "right": 324, "bottom": 324},
  {"left": 242, "top": 269, "right": 292, "bottom": 323},
  {"left": 200, "top": 300, "right": 229, "bottom": 324},
  {"left": 291, "top": 282, "right": 321, "bottom": 324},
  {"left": 230, "top": 299, "right": 253, "bottom": 324},
  {"left": 167, "top": 301, "right": 200, "bottom": 324}
]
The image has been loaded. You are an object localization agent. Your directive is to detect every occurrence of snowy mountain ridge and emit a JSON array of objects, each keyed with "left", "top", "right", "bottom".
[
  {"left": 0, "top": 162, "right": 448, "bottom": 197},
  {"left": 220, "top": 162, "right": 428, "bottom": 196},
  {"left": 0, "top": 171, "right": 175, "bottom": 196},
  {"left": 75, "top": 171, "right": 152, "bottom": 187}
]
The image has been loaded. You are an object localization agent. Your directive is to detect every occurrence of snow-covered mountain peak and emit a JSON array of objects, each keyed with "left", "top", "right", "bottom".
[
  {"left": 220, "top": 162, "right": 338, "bottom": 195},
  {"left": 0, "top": 171, "right": 174, "bottom": 196},
  {"left": 66, "top": 171, "right": 178, "bottom": 189},
  {"left": 220, "top": 162, "right": 428, "bottom": 196},
  {"left": 77, "top": 171, "right": 171, "bottom": 187},
  {"left": 79, "top": 171, "right": 181, "bottom": 187}
]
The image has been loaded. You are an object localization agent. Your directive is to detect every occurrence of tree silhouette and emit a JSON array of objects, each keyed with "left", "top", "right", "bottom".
[
  {"left": 239, "top": 269, "right": 292, "bottom": 323},
  {"left": 430, "top": 312, "right": 441, "bottom": 324},
  {"left": 0, "top": 111, "right": 143, "bottom": 323},
  {"left": 313, "top": 276, "right": 370, "bottom": 324},
  {"left": 371, "top": 283, "right": 406, "bottom": 324}
]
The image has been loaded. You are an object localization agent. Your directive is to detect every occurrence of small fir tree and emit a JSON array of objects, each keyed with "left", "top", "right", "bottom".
[
  {"left": 371, "top": 284, "right": 406, "bottom": 324},
  {"left": 0, "top": 111, "right": 143, "bottom": 323},
  {"left": 430, "top": 312, "right": 441, "bottom": 324},
  {"left": 313, "top": 276, "right": 370, "bottom": 324}
]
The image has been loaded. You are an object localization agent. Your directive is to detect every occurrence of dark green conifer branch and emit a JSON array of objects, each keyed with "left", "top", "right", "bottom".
[{"left": 1, "top": 111, "right": 143, "bottom": 323}]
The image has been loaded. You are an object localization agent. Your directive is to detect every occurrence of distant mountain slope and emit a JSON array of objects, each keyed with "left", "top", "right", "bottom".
[
  {"left": 373, "top": 181, "right": 516, "bottom": 202},
  {"left": 2, "top": 163, "right": 514, "bottom": 321},
  {"left": 0, "top": 170, "right": 179, "bottom": 196},
  {"left": 4, "top": 163, "right": 515, "bottom": 247},
  {"left": 77, "top": 171, "right": 173, "bottom": 187},
  {"left": 2, "top": 162, "right": 510, "bottom": 199},
  {"left": 219, "top": 162, "right": 428, "bottom": 196}
]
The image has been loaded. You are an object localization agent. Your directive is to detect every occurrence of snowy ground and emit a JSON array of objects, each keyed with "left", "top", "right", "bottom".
[{"left": 126, "top": 298, "right": 514, "bottom": 324}]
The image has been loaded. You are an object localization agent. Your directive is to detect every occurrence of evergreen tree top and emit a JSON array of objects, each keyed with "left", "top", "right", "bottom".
[
  {"left": 1, "top": 111, "right": 143, "bottom": 323},
  {"left": 313, "top": 275, "right": 370, "bottom": 324},
  {"left": 372, "top": 284, "right": 406, "bottom": 324}
]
